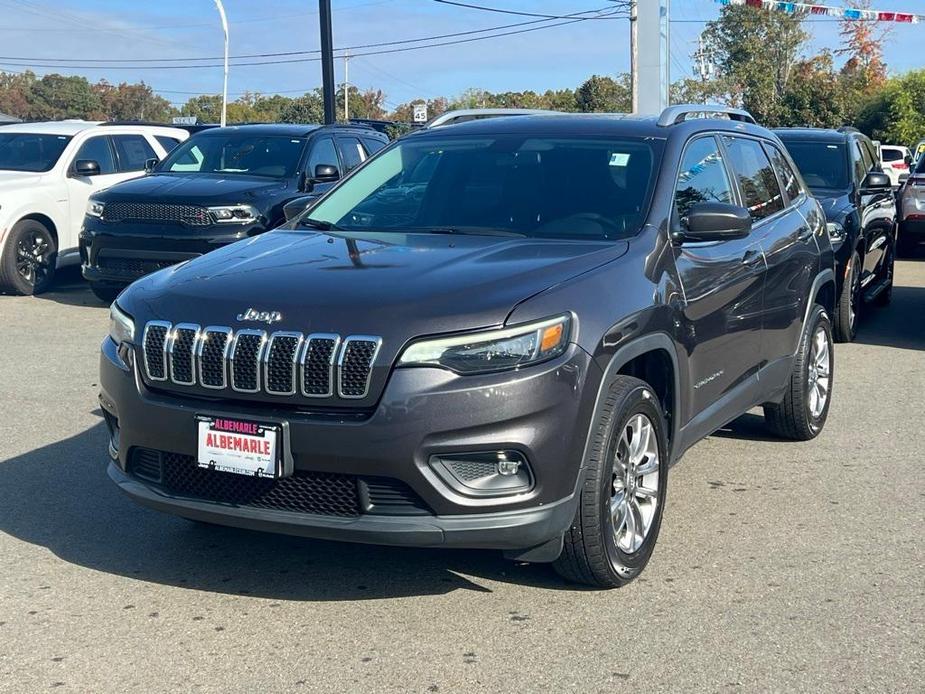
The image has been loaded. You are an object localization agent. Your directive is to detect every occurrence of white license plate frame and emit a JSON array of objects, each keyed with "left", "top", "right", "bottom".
[{"left": 196, "top": 416, "right": 284, "bottom": 478}]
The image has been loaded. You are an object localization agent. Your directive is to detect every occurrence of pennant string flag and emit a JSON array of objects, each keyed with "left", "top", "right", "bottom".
[{"left": 713, "top": 0, "right": 922, "bottom": 23}]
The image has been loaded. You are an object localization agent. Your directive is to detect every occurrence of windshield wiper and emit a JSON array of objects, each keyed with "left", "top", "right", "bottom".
[
  {"left": 299, "top": 218, "right": 341, "bottom": 231},
  {"left": 408, "top": 226, "right": 527, "bottom": 238}
]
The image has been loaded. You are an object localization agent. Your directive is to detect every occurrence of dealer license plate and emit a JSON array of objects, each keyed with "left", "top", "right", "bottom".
[{"left": 196, "top": 416, "right": 280, "bottom": 478}]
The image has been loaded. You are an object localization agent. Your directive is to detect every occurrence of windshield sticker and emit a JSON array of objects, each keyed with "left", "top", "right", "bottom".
[{"left": 610, "top": 152, "right": 630, "bottom": 167}]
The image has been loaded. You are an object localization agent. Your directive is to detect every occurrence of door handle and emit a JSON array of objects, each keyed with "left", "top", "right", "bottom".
[
  {"left": 742, "top": 248, "right": 763, "bottom": 266},
  {"left": 797, "top": 228, "right": 813, "bottom": 242}
]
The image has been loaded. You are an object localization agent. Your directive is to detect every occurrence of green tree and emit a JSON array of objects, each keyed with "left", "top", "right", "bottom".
[
  {"left": 856, "top": 70, "right": 925, "bottom": 144},
  {"left": 278, "top": 92, "right": 325, "bottom": 124},
  {"left": 575, "top": 74, "right": 631, "bottom": 112},
  {"left": 96, "top": 81, "right": 173, "bottom": 122},
  {"left": 703, "top": 5, "right": 808, "bottom": 125},
  {"left": 178, "top": 94, "right": 224, "bottom": 124}
]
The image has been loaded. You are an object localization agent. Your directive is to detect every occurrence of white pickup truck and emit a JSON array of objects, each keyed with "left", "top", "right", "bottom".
[{"left": 0, "top": 120, "right": 189, "bottom": 295}]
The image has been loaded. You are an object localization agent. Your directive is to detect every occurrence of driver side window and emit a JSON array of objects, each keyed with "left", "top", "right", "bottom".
[
  {"left": 306, "top": 137, "right": 340, "bottom": 177},
  {"left": 73, "top": 136, "right": 116, "bottom": 175},
  {"left": 674, "top": 136, "right": 733, "bottom": 222}
]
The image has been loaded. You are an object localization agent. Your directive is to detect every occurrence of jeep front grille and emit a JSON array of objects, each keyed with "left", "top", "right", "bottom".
[
  {"left": 141, "top": 322, "right": 381, "bottom": 401},
  {"left": 102, "top": 202, "right": 213, "bottom": 227}
]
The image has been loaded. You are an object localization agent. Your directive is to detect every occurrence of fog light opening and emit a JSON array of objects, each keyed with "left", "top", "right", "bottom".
[{"left": 430, "top": 450, "right": 533, "bottom": 498}]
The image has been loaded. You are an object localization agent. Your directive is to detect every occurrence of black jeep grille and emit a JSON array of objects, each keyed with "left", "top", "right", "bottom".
[
  {"left": 102, "top": 202, "right": 212, "bottom": 227},
  {"left": 127, "top": 449, "right": 431, "bottom": 517}
]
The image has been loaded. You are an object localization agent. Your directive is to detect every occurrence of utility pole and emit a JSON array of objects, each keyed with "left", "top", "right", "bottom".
[
  {"left": 213, "top": 0, "right": 229, "bottom": 127},
  {"left": 630, "top": 0, "right": 638, "bottom": 113},
  {"left": 344, "top": 51, "right": 350, "bottom": 122},
  {"left": 319, "top": 0, "right": 336, "bottom": 125}
]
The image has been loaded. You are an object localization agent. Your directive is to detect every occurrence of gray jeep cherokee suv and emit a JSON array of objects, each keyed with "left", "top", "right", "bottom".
[{"left": 100, "top": 106, "right": 836, "bottom": 588}]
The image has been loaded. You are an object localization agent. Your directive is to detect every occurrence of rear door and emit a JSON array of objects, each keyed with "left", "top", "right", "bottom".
[
  {"left": 671, "top": 134, "right": 765, "bottom": 416},
  {"left": 855, "top": 138, "right": 895, "bottom": 285},
  {"left": 738, "top": 137, "right": 818, "bottom": 365}
]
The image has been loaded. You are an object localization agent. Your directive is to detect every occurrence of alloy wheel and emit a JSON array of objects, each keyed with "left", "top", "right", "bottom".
[
  {"left": 807, "top": 326, "right": 831, "bottom": 419},
  {"left": 610, "top": 413, "right": 660, "bottom": 554},
  {"left": 15, "top": 231, "right": 52, "bottom": 288}
]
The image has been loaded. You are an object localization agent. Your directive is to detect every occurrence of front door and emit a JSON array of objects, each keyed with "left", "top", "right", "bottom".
[{"left": 671, "top": 135, "right": 765, "bottom": 417}]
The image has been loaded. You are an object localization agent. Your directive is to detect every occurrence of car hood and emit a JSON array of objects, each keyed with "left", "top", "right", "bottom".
[
  {"left": 121, "top": 230, "right": 629, "bottom": 339},
  {"left": 812, "top": 191, "right": 853, "bottom": 222},
  {"left": 94, "top": 173, "right": 292, "bottom": 206}
]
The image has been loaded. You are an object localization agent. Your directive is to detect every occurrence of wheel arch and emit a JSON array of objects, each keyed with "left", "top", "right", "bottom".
[
  {"left": 809, "top": 268, "right": 837, "bottom": 319},
  {"left": 17, "top": 213, "right": 59, "bottom": 245}
]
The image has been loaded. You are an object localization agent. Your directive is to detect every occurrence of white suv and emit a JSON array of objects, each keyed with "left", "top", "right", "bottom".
[
  {"left": 879, "top": 144, "right": 912, "bottom": 188},
  {"left": 0, "top": 120, "right": 188, "bottom": 295}
]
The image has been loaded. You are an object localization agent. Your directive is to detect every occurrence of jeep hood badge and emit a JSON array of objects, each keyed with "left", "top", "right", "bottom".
[{"left": 236, "top": 308, "right": 283, "bottom": 324}]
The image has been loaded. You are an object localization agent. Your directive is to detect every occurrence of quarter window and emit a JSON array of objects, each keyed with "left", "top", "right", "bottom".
[
  {"left": 674, "top": 136, "right": 733, "bottom": 220},
  {"left": 112, "top": 134, "right": 157, "bottom": 172},
  {"left": 722, "top": 136, "right": 785, "bottom": 221},
  {"left": 361, "top": 136, "right": 386, "bottom": 156},
  {"left": 154, "top": 135, "right": 181, "bottom": 153},
  {"left": 766, "top": 144, "right": 802, "bottom": 202},
  {"left": 73, "top": 136, "right": 116, "bottom": 174}
]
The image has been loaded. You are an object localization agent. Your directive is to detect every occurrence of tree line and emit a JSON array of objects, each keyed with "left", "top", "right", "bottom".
[{"left": 0, "top": 6, "right": 921, "bottom": 144}]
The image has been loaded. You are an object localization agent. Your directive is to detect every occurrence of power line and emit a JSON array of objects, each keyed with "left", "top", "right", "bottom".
[{"left": 431, "top": 0, "right": 630, "bottom": 20}]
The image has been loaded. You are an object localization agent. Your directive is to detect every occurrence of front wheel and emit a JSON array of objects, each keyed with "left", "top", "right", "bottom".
[
  {"left": 0, "top": 219, "right": 57, "bottom": 295},
  {"left": 833, "top": 251, "right": 861, "bottom": 343},
  {"left": 764, "top": 305, "right": 833, "bottom": 441},
  {"left": 554, "top": 376, "right": 669, "bottom": 588},
  {"left": 875, "top": 244, "right": 894, "bottom": 307}
]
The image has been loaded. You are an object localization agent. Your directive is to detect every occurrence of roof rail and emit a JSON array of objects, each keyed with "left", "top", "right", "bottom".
[
  {"left": 836, "top": 126, "right": 860, "bottom": 134},
  {"left": 657, "top": 104, "right": 757, "bottom": 127}
]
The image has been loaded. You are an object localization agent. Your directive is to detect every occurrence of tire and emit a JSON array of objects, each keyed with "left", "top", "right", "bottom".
[
  {"left": 89, "top": 282, "right": 122, "bottom": 305},
  {"left": 553, "top": 376, "right": 669, "bottom": 589},
  {"left": 764, "top": 305, "right": 833, "bottom": 441},
  {"left": 0, "top": 219, "right": 57, "bottom": 295},
  {"left": 833, "top": 251, "right": 861, "bottom": 343},
  {"left": 875, "top": 244, "right": 894, "bottom": 307}
]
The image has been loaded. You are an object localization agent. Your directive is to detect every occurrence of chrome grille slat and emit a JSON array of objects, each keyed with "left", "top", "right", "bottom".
[
  {"left": 264, "top": 332, "right": 303, "bottom": 396},
  {"left": 338, "top": 336, "right": 382, "bottom": 399},
  {"left": 300, "top": 334, "right": 340, "bottom": 398},
  {"left": 196, "top": 327, "right": 233, "bottom": 389},
  {"left": 142, "top": 321, "right": 171, "bottom": 381},
  {"left": 167, "top": 324, "right": 200, "bottom": 386},
  {"left": 230, "top": 330, "right": 267, "bottom": 393},
  {"left": 141, "top": 322, "right": 380, "bottom": 401}
]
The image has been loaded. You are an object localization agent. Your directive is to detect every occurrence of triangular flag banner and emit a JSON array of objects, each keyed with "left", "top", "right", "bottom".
[{"left": 711, "top": 0, "right": 923, "bottom": 23}]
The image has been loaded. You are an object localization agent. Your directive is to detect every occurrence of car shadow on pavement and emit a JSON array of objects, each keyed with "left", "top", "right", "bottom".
[
  {"left": 710, "top": 412, "right": 783, "bottom": 443},
  {"left": 0, "top": 419, "right": 580, "bottom": 600},
  {"left": 29, "top": 266, "right": 108, "bottom": 308},
  {"left": 853, "top": 285, "right": 925, "bottom": 351}
]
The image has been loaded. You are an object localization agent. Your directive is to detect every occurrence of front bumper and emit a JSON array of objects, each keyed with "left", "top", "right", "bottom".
[
  {"left": 79, "top": 220, "right": 260, "bottom": 286},
  {"left": 100, "top": 337, "right": 598, "bottom": 555}
]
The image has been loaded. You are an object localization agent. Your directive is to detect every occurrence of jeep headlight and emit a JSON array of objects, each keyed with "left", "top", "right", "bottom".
[
  {"left": 397, "top": 315, "right": 571, "bottom": 374},
  {"left": 109, "top": 302, "right": 134, "bottom": 344},
  {"left": 208, "top": 204, "right": 259, "bottom": 223},
  {"left": 87, "top": 199, "right": 105, "bottom": 218}
]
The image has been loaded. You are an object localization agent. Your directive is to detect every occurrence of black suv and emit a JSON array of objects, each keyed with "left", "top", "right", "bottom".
[
  {"left": 79, "top": 123, "right": 388, "bottom": 302},
  {"left": 100, "top": 107, "right": 836, "bottom": 588},
  {"left": 775, "top": 128, "right": 896, "bottom": 342}
]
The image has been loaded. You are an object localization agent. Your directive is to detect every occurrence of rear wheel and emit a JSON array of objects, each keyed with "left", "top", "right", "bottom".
[
  {"left": 833, "top": 251, "right": 861, "bottom": 343},
  {"left": 554, "top": 376, "right": 668, "bottom": 588},
  {"left": 0, "top": 219, "right": 57, "bottom": 295},
  {"left": 764, "top": 305, "right": 833, "bottom": 441}
]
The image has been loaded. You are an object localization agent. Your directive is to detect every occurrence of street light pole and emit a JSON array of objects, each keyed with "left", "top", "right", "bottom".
[
  {"left": 319, "top": 0, "right": 336, "bottom": 125},
  {"left": 213, "top": 0, "right": 229, "bottom": 127}
]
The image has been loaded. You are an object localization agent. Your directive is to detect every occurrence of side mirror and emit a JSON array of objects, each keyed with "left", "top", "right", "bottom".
[
  {"left": 678, "top": 202, "right": 752, "bottom": 243},
  {"left": 144, "top": 157, "right": 159, "bottom": 173},
  {"left": 283, "top": 195, "right": 317, "bottom": 221},
  {"left": 312, "top": 164, "right": 340, "bottom": 183},
  {"left": 73, "top": 159, "right": 101, "bottom": 177},
  {"left": 904, "top": 154, "right": 914, "bottom": 166},
  {"left": 861, "top": 172, "right": 892, "bottom": 191}
]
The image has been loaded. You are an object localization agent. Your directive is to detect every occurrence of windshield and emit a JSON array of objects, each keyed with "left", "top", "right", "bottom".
[
  {"left": 301, "top": 134, "right": 661, "bottom": 241},
  {"left": 158, "top": 134, "right": 307, "bottom": 178},
  {"left": 780, "top": 140, "right": 849, "bottom": 191},
  {"left": 0, "top": 133, "right": 72, "bottom": 172}
]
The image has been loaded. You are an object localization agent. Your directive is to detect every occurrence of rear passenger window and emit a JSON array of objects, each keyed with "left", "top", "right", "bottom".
[
  {"left": 722, "top": 136, "right": 784, "bottom": 221},
  {"left": 338, "top": 137, "right": 366, "bottom": 172},
  {"left": 112, "top": 134, "right": 156, "bottom": 172},
  {"left": 361, "top": 137, "right": 386, "bottom": 156},
  {"left": 155, "top": 135, "right": 181, "bottom": 153},
  {"left": 674, "top": 136, "right": 733, "bottom": 220},
  {"left": 766, "top": 144, "right": 802, "bottom": 202}
]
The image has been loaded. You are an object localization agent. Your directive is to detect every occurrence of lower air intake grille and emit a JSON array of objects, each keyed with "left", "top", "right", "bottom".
[{"left": 98, "top": 257, "right": 178, "bottom": 279}]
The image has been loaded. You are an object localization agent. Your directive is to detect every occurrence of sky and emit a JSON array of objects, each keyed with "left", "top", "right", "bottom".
[{"left": 0, "top": 0, "right": 922, "bottom": 110}]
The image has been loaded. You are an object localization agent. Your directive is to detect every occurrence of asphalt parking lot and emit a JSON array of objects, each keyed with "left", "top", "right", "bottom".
[{"left": 1, "top": 262, "right": 923, "bottom": 694}]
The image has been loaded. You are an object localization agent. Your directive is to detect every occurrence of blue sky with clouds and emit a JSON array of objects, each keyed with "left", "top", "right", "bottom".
[{"left": 0, "top": 0, "right": 921, "bottom": 109}]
